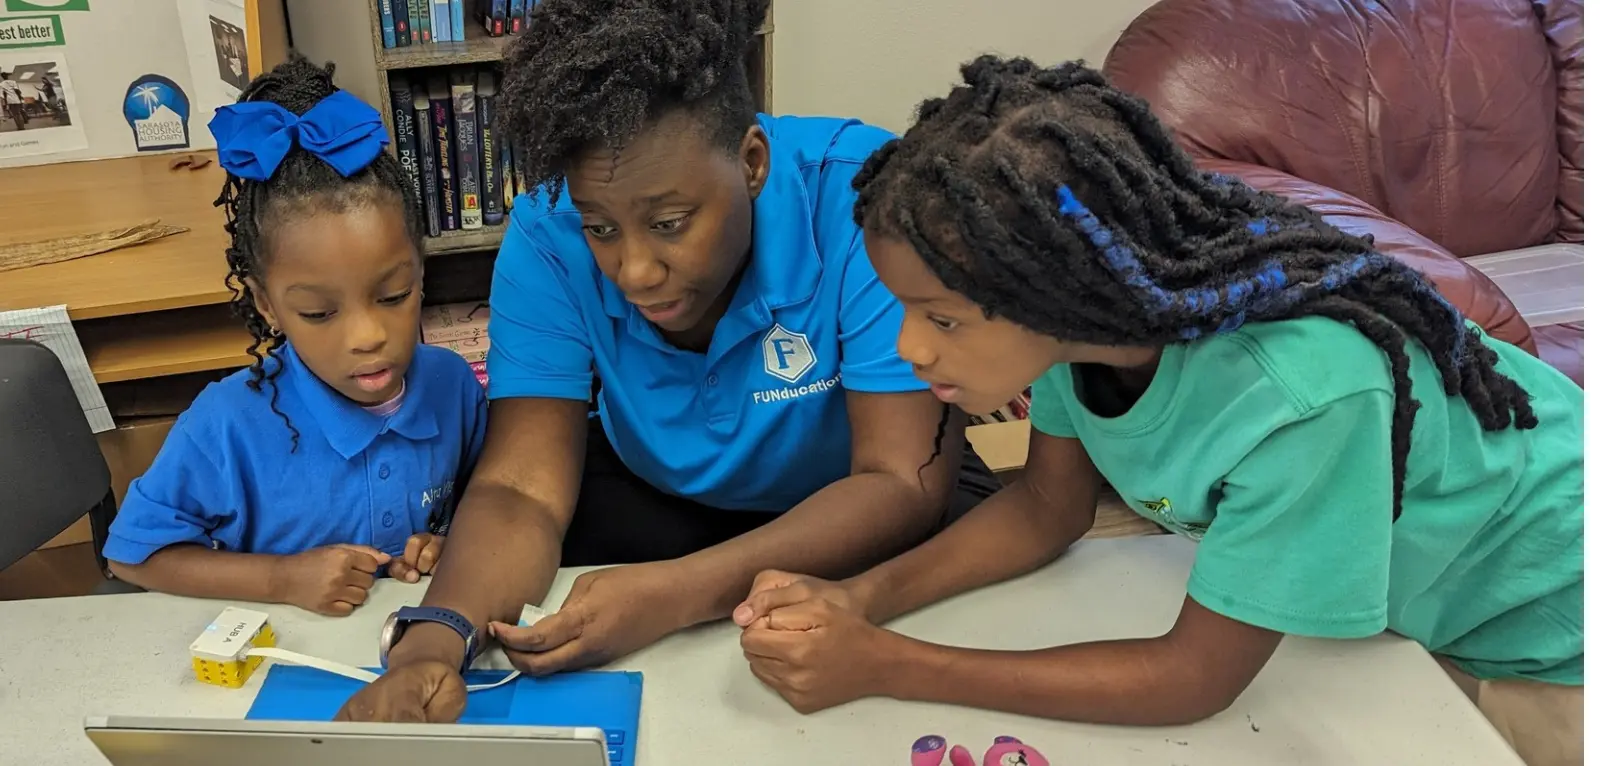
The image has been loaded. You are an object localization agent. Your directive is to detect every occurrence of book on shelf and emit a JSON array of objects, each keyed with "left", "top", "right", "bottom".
[
  {"left": 508, "top": 0, "right": 526, "bottom": 32},
  {"left": 390, "top": 76, "right": 425, "bottom": 233},
  {"left": 478, "top": 70, "right": 504, "bottom": 226},
  {"left": 422, "top": 301, "right": 491, "bottom": 386},
  {"left": 379, "top": 0, "right": 398, "bottom": 48},
  {"left": 421, "top": 300, "right": 490, "bottom": 343},
  {"left": 451, "top": 71, "right": 484, "bottom": 230},
  {"left": 431, "top": 0, "right": 453, "bottom": 43},
  {"left": 428, "top": 76, "right": 459, "bottom": 231},
  {"left": 451, "top": 0, "right": 468, "bottom": 44},
  {"left": 481, "top": 0, "right": 509, "bottom": 36},
  {"left": 393, "top": 0, "right": 412, "bottom": 47},
  {"left": 410, "top": 84, "right": 444, "bottom": 238}
]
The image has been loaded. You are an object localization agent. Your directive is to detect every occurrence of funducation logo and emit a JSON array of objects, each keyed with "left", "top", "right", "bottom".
[{"left": 122, "top": 74, "right": 190, "bottom": 151}]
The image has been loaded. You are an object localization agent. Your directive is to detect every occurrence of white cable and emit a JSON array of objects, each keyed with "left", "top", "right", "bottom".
[
  {"left": 244, "top": 646, "right": 523, "bottom": 692},
  {"left": 242, "top": 604, "right": 548, "bottom": 693}
]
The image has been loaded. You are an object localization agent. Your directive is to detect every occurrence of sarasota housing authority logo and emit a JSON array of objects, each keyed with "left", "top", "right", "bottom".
[{"left": 122, "top": 74, "right": 190, "bottom": 151}]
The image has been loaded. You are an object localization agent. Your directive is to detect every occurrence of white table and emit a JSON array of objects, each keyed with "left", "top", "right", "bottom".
[{"left": 0, "top": 537, "right": 1521, "bottom": 766}]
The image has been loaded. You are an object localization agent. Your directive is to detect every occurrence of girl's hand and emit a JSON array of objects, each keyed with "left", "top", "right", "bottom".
[
  {"left": 732, "top": 569, "right": 866, "bottom": 628},
  {"left": 739, "top": 595, "right": 907, "bottom": 713},
  {"left": 388, "top": 534, "right": 445, "bottom": 583},
  {"left": 273, "top": 544, "right": 391, "bottom": 616}
]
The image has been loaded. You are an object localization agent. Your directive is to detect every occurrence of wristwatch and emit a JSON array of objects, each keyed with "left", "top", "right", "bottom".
[{"left": 378, "top": 606, "right": 479, "bottom": 674}]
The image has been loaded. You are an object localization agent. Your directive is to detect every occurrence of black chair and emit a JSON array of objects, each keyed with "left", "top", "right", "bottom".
[{"left": 0, "top": 338, "right": 135, "bottom": 591}]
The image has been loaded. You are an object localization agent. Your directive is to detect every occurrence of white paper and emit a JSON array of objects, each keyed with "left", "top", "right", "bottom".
[
  {"left": 0, "top": 304, "right": 113, "bottom": 432},
  {"left": 0, "top": 47, "right": 86, "bottom": 159}
]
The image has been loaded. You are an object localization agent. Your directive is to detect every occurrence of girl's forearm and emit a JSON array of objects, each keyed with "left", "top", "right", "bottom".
[
  {"left": 846, "top": 478, "right": 1097, "bottom": 624},
  {"left": 880, "top": 635, "right": 1231, "bottom": 726},
  {"left": 108, "top": 545, "right": 287, "bottom": 603}
]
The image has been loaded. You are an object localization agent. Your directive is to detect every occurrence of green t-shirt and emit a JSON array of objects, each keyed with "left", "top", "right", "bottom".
[{"left": 1030, "top": 316, "right": 1583, "bottom": 684}]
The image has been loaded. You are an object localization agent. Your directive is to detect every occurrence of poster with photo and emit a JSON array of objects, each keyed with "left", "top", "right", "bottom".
[
  {"left": 208, "top": 10, "right": 246, "bottom": 97},
  {"left": 177, "top": 0, "right": 244, "bottom": 116},
  {"left": 0, "top": 47, "right": 85, "bottom": 158}
]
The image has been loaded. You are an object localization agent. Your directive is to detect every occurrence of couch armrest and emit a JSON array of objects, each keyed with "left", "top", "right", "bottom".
[{"left": 1199, "top": 159, "right": 1538, "bottom": 355}]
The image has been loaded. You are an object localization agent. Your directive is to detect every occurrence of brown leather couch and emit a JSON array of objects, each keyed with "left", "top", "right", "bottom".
[{"left": 1103, "top": 0, "right": 1584, "bottom": 386}]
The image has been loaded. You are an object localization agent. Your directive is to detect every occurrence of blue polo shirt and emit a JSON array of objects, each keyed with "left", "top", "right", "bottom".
[
  {"left": 104, "top": 344, "right": 488, "bottom": 565},
  {"left": 488, "top": 113, "right": 924, "bottom": 512}
]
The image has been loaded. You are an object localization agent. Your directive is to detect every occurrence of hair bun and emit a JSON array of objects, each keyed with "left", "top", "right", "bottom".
[{"left": 239, "top": 54, "right": 338, "bottom": 116}]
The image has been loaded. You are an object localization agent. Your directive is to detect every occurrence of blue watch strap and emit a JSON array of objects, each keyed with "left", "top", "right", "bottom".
[{"left": 394, "top": 606, "right": 476, "bottom": 674}]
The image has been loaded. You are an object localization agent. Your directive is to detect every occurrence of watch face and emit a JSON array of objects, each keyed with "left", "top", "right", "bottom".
[{"left": 378, "top": 612, "right": 402, "bottom": 667}]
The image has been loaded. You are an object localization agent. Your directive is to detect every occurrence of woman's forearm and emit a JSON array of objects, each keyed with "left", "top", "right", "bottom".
[
  {"left": 848, "top": 477, "right": 1097, "bottom": 624},
  {"left": 677, "top": 471, "right": 941, "bottom": 625},
  {"left": 108, "top": 545, "right": 286, "bottom": 603},
  {"left": 882, "top": 635, "right": 1229, "bottom": 726},
  {"left": 394, "top": 481, "right": 566, "bottom": 667}
]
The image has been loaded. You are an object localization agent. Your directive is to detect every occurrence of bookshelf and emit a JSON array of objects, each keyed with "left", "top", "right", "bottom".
[{"left": 284, "top": 0, "right": 776, "bottom": 258}]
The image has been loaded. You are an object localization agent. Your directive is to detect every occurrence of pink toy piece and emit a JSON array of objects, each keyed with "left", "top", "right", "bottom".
[
  {"left": 948, "top": 744, "right": 977, "bottom": 766},
  {"left": 911, "top": 735, "right": 947, "bottom": 766},
  {"left": 910, "top": 735, "right": 1049, "bottom": 766},
  {"left": 980, "top": 737, "right": 1049, "bottom": 766}
]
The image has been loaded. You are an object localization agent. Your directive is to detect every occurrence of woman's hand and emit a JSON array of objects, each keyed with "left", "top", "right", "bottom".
[
  {"left": 738, "top": 590, "right": 909, "bottom": 714},
  {"left": 487, "top": 562, "right": 692, "bottom": 675},
  {"left": 335, "top": 659, "right": 466, "bottom": 723}
]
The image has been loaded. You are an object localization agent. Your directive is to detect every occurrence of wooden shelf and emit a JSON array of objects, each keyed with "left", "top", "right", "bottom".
[
  {"left": 78, "top": 304, "right": 254, "bottom": 384},
  {"left": 0, "top": 153, "right": 233, "bottom": 320},
  {"left": 378, "top": 22, "right": 514, "bottom": 71},
  {"left": 424, "top": 223, "right": 507, "bottom": 256}
]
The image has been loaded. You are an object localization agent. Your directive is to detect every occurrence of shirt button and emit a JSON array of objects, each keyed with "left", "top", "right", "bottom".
[
  {"left": 382, "top": 512, "right": 395, "bottom": 528},
  {"left": 706, "top": 374, "right": 719, "bottom": 386},
  {"left": 378, "top": 464, "right": 391, "bottom": 480}
]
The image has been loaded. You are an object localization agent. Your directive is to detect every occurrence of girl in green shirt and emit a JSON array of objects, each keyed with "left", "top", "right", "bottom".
[{"left": 732, "top": 56, "right": 1583, "bottom": 766}]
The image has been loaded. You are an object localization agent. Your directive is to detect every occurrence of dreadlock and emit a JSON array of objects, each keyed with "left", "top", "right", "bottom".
[
  {"left": 498, "top": 0, "right": 769, "bottom": 203},
  {"left": 214, "top": 55, "right": 421, "bottom": 450},
  {"left": 855, "top": 56, "right": 1539, "bottom": 521}
]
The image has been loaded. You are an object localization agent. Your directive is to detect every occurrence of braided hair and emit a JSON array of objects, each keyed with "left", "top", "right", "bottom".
[
  {"left": 855, "top": 56, "right": 1538, "bottom": 520},
  {"left": 498, "top": 0, "right": 770, "bottom": 203},
  {"left": 214, "top": 56, "right": 421, "bottom": 449}
]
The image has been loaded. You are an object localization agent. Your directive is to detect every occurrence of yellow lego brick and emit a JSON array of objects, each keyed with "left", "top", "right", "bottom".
[{"left": 190, "top": 607, "right": 275, "bottom": 689}]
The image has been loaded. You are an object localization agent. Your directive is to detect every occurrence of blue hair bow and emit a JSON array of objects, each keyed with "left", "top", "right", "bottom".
[{"left": 208, "top": 89, "right": 389, "bottom": 182}]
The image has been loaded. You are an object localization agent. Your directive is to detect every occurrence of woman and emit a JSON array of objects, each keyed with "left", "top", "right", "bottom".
[
  {"left": 732, "top": 57, "right": 1583, "bottom": 766},
  {"left": 337, "top": 0, "right": 998, "bottom": 722}
]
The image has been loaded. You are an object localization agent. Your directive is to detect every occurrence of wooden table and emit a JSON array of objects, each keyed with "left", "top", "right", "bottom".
[{"left": 0, "top": 537, "right": 1520, "bottom": 766}]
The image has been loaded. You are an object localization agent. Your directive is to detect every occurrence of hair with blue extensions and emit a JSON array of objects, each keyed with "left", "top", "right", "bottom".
[
  {"left": 852, "top": 56, "right": 1537, "bottom": 521},
  {"left": 215, "top": 56, "right": 421, "bottom": 449}
]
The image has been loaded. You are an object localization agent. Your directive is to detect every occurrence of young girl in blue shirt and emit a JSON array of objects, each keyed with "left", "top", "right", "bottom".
[
  {"left": 104, "top": 58, "right": 488, "bottom": 616},
  {"left": 732, "top": 57, "right": 1583, "bottom": 766}
]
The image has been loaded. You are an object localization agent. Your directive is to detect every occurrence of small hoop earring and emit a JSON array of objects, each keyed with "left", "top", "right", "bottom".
[{"left": 268, "top": 326, "right": 283, "bottom": 338}]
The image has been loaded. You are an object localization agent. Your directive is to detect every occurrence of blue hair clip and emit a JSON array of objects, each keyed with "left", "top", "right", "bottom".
[{"left": 208, "top": 89, "right": 389, "bottom": 182}]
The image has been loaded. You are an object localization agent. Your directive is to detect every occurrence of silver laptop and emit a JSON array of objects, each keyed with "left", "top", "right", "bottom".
[{"left": 84, "top": 717, "right": 611, "bottom": 766}]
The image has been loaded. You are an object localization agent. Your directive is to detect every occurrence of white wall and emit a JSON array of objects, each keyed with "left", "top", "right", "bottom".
[{"left": 770, "top": 0, "right": 1161, "bottom": 131}]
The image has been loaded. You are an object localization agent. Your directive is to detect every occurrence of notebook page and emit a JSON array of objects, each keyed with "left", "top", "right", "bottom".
[{"left": 0, "top": 304, "right": 114, "bottom": 432}]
